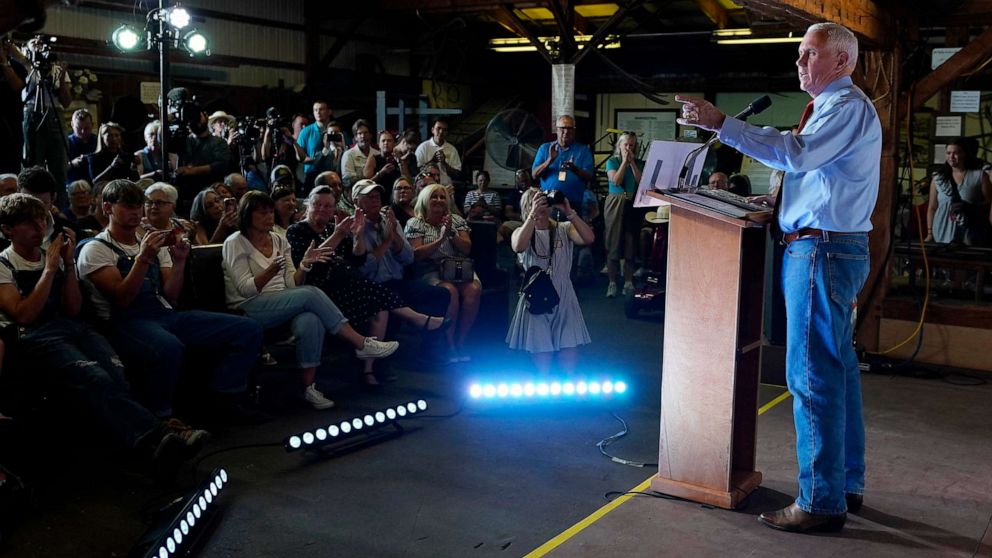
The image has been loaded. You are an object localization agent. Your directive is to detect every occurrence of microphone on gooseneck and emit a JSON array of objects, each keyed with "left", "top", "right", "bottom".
[{"left": 733, "top": 95, "right": 772, "bottom": 120}]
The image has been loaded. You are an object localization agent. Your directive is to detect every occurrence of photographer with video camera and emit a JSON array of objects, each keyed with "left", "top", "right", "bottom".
[
  {"left": 0, "top": 38, "right": 27, "bottom": 175},
  {"left": 20, "top": 36, "right": 72, "bottom": 204},
  {"left": 260, "top": 107, "right": 302, "bottom": 188},
  {"left": 173, "top": 104, "right": 231, "bottom": 211},
  {"left": 296, "top": 100, "right": 343, "bottom": 190}
]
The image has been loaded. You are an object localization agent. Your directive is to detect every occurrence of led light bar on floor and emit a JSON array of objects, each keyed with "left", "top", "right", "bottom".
[
  {"left": 468, "top": 380, "right": 628, "bottom": 400},
  {"left": 283, "top": 400, "right": 428, "bottom": 453},
  {"left": 141, "top": 468, "right": 229, "bottom": 558}
]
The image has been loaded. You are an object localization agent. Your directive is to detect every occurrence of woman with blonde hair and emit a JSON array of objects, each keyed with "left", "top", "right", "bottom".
[
  {"left": 404, "top": 183, "right": 481, "bottom": 363},
  {"left": 603, "top": 131, "right": 644, "bottom": 298},
  {"left": 88, "top": 122, "right": 139, "bottom": 184}
]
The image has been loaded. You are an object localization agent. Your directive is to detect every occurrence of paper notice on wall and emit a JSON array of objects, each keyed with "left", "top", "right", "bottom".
[
  {"left": 934, "top": 116, "right": 962, "bottom": 137},
  {"left": 551, "top": 64, "right": 575, "bottom": 130},
  {"left": 140, "top": 82, "right": 161, "bottom": 105},
  {"left": 931, "top": 47, "right": 961, "bottom": 70},
  {"left": 934, "top": 144, "right": 947, "bottom": 165},
  {"left": 949, "top": 91, "right": 981, "bottom": 113}
]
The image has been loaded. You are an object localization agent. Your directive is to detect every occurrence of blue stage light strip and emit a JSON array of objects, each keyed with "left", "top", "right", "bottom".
[
  {"left": 283, "top": 400, "right": 428, "bottom": 453},
  {"left": 468, "top": 380, "right": 628, "bottom": 400},
  {"left": 145, "top": 468, "right": 229, "bottom": 558}
]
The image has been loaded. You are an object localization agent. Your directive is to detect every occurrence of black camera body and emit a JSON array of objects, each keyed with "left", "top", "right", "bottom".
[
  {"left": 546, "top": 190, "right": 566, "bottom": 205},
  {"left": 264, "top": 107, "right": 288, "bottom": 131},
  {"left": 326, "top": 131, "right": 343, "bottom": 143}
]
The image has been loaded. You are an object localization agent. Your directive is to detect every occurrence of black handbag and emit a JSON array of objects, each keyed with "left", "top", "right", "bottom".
[
  {"left": 439, "top": 256, "right": 475, "bottom": 283},
  {"left": 520, "top": 226, "right": 559, "bottom": 315}
]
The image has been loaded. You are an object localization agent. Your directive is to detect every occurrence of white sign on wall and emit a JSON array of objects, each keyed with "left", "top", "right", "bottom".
[
  {"left": 931, "top": 47, "right": 962, "bottom": 70},
  {"left": 949, "top": 90, "right": 981, "bottom": 113}
]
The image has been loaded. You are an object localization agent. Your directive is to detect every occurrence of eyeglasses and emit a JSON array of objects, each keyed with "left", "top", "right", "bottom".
[
  {"left": 144, "top": 200, "right": 174, "bottom": 207},
  {"left": 557, "top": 126, "right": 575, "bottom": 130}
]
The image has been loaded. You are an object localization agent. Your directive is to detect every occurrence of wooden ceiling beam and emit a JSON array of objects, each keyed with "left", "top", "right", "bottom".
[
  {"left": 694, "top": 0, "right": 730, "bottom": 29},
  {"left": 547, "top": 0, "right": 579, "bottom": 56},
  {"left": 734, "top": 0, "right": 893, "bottom": 47},
  {"left": 932, "top": 0, "right": 992, "bottom": 26},
  {"left": 496, "top": 3, "right": 555, "bottom": 64},
  {"left": 570, "top": 0, "right": 645, "bottom": 64},
  {"left": 902, "top": 24, "right": 992, "bottom": 116}
]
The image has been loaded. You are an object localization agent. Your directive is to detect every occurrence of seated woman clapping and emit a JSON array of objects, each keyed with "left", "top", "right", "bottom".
[
  {"left": 222, "top": 191, "right": 398, "bottom": 409},
  {"left": 404, "top": 183, "right": 482, "bottom": 364},
  {"left": 287, "top": 183, "right": 448, "bottom": 384}
]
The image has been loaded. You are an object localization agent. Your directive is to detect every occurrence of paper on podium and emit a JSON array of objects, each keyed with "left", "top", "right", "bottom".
[{"left": 634, "top": 140, "right": 709, "bottom": 208}]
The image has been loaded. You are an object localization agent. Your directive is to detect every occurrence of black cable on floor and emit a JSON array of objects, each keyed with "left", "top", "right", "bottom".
[{"left": 597, "top": 412, "right": 657, "bottom": 468}]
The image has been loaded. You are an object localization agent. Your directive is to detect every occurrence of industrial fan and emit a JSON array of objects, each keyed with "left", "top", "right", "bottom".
[{"left": 484, "top": 109, "right": 545, "bottom": 172}]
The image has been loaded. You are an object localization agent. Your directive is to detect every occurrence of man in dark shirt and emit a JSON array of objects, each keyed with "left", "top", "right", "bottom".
[
  {"left": 0, "top": 40, "right": 27, "bottom": 175},
  {"left": 174, "top": 111, "right": 230, "bottom": 210},
  {"left": 66, "top": 108, "right": 97, "bottom": 185}
]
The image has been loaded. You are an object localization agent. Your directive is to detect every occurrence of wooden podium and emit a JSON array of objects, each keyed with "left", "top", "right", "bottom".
[{"left": 647, "top": 191, "right": 769, "bottom": 509}]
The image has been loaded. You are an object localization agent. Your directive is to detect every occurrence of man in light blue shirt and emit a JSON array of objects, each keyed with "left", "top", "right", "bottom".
[
  {"left": 296, "top": 100, "right": 344, "bottom": 187},
  {"left": 677, "top": 22, "right": 879, "bottom": 533},
  {"left": 531, "top": 115, "right": 594, "bottom": 208}
]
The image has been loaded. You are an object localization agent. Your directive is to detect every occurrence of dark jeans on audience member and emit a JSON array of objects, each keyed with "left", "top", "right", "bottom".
[
  {"left": 19, "top": 317, "right": 159, "bottom": 449},
  {"left": 107, "top": 309, "right": 263, "bottom": 418},
  {"left": 380, "top": 279, "right": 450, "bottom": 319}
]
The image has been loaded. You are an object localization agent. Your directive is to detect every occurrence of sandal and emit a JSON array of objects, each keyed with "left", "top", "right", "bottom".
[{"left": 422, "top": 315, "right": 452, "bottom": 332}]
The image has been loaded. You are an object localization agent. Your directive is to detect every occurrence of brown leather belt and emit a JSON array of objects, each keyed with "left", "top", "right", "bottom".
[{"left": 782, "top": 228, "right": 863, "bottom": 244}]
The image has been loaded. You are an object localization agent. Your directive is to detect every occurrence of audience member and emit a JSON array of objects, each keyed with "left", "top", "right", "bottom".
[
  {"left": 175, "top": 111, "right": 231, "bottom": 202},
  {"left": 76, "top": 179, "right": 264, "bottom": 423},
  {"left": 270, "top": 185, "right": 300, "bottom": 238},
  {"left": 405, "top": 184, "right": 481, "bottom": 363},
  {"left": 142, "top": 182, "right": 195, "bottom": 240},
  {"left": 394, "top": 131, "right": 420, "bottom": 180},
  {"left": 0, "top": 193, "right": 205, "bottom": 479},
  {"left": 707, "top": 171, "right": 730, "bottom": 190},
  {"left": 0, "top": 174, "right": 17, "bottom": 197},
  {"left": 76, "top": 181, "right": 109, "bottom": 233},
  {"left": 604, "top": 132, "right": 644, "bottom": 297},
  {"left": 365, "top": 130, "right": 411, "bottom": 198},
  {"left": 532, "top": 115, "right": 593, "bottom": 209},
  {"left": 222, "top": 191, "right": 398, "bottom": 407},
  {"left": 927, "top": 137, "right": 992, "bottom": 245},
  {"left": 0, "top": 40, "right": 26, "bottom": 174},
  {"left": 16, "top": 167, "right": 78, "bottom": 249},
  {"left": 66, "top": 108, "right": 97, "bottom": 186},
  {"left": 507, "top": 191, "right": 594, "bottom": 374},
  {"left": 88, "top": 122, "right": 139, "bottom": 184},
  {"left": 270, "top": 164, "right": 295, "bottom": 191},
  {"left": 136, "top": 121, "right": 164, "bottom": 180},
  {"left": 390, "top": 177, "right": 416, "bottom": 229},
  {"left": 224, "top": 172, "right": 249, "bottom": 202},
  {"left": 207, "top": 111, "right": 236, "bottom": 143},
  {"left": 242, "top": 157, "right": 267, "bottom": 191},
  {"left": 314, "top": 171, "right": 352, "bottom": 218},
  {"left": 415, "top": 117, "right": 461, "bottom": 186},
  {"left": 297, "top": 101, "right": 343, "bottom": 187},
  {"left": 190, "top": 186, "right": 237, "bottom": 245},
  {"left": 64, "top": 180, "right": 92, "bottom": 222},
  {"left": 287, "top": 182, "right": 446, "bottom": 385},
  {"left": 341, "top": 119, "right": 380, "bottom": 192},
  {"left": 354, "top": 181, "right": 450, "bottom": 321},
  {"left": 463, "top": 170, "right": 502, "bottom": 221}
]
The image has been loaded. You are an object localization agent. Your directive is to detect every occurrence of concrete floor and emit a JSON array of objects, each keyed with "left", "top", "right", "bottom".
[{"left": 3, "top": 280, "right": 991, "bottom": 558}]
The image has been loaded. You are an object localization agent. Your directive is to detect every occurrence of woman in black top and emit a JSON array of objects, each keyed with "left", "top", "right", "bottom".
[
  {"left": 364, "top": 130, "right": 414, "bottom": 200},
  {"left": 390, "top": 177, "right": 416, "bottom": 229},
  {"left": 87, "top": 122, "right": 139, "bottom": 184}
]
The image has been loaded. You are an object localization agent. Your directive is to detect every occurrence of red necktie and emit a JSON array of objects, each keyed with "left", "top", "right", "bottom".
[{"left": 796, "top": 100, "right": 815, "bottom": 133}]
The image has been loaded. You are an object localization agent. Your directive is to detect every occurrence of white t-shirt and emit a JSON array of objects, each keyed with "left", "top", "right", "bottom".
[
  {"left": 77, "top": 230, "right": 173, "bottom": 320},
  {"left": 0, "top": 246, "right": 61, "bottom": 327},
  {"left": 222, "top": 231, "right": 296, "bottom": 308},
  {"left": 415, "top": 139, "right": 461, "bottom": 186}
]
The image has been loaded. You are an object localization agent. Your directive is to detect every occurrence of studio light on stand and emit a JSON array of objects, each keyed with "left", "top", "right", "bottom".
[{"left": 108, "top": 2, "right": 210, "bottom": 180}]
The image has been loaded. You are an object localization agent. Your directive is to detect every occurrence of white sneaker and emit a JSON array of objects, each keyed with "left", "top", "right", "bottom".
[
  {"left": 304, "top": 384, "right": 335, "bottom": 410},
  {"left": 355, "top": 337, "right": 399, "bottom": 359},
  {"left": 623, "top": 281, "right": 635, "bottom": 295},
  {"left": 599, "top": 264, "right": 609, "bottom": 275},
  {"left": 633, "top": 267, "right": 646, "bottom": 279},
  {"left": 606, "top": 282, "right": 618, "bottom": 298}
]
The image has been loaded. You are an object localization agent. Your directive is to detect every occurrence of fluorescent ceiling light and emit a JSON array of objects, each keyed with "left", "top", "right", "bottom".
[
  {"left": 716, "top": 36, "right": 803, "bottom": 45},
  {"left": 489, "top": 34, "right": 620, "bottom": 52},
  {"left": 713, "top": 28, "right": 752, "bottom": 37}
]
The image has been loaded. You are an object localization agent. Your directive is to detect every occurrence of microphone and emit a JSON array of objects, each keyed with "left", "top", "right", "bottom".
[{"left": 674, "top": 95, "right": 772, "bottom": 189}]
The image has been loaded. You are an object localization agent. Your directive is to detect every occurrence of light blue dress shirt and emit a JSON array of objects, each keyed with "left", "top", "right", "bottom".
[
  {"left": 532, "top": 141, "right": 594, "bottom": 206},
  {"left": 718, "top": 76, "right": 881, "bottom": 234},
  {"left": 357, "top": 220, "right": 414, "bottom": 283}
]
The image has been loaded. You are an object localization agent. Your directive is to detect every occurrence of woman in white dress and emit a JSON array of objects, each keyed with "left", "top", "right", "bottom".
[{"left": 506, "top": 192, "right": 595, "bottom": 374}]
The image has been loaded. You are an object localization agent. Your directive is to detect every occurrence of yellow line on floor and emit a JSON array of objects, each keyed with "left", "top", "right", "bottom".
[{"left": 523, "top": 388, "right": 792, "bottom": 558}]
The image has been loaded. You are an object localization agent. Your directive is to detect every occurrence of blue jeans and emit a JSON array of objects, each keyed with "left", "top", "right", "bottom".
[
  {"left": 238, "top": 285, "right": 348, "bottom": 369},
  {"left": 108, "top": 310, "right": 263, "bottom": 418},
  {"left": 782, "top": 233, "right": 869, "bottom": 515},
  {"left": 20, "top": 318, "right": 158, "bottom": 448}
]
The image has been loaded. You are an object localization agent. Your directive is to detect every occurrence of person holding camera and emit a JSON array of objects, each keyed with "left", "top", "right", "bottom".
[
  {"left": 531, "top": 115, "right": 594, "bottom": 210},
  {"left": 20, "top": 37, "right": 72, "bottom": 200},
  {"left": 0, "top": 39, "right": 28, "bottom": 175},
  {"left": 415, "top": 117, "right": 461, "bottom": 186},
  {"left": 190, "top": 186, "right": 237, "bottom": 245},
  {"left": 507, "top": 191, "right": 594, "bottom": 374},
  {"left": 296, "top": 101, "right": 343, "bottom": 189},
  {"left": 0, "top": 192, "right": 206, "bottom": 480},
  {"left": 364, "top": 130, "right": 411, "bottom": 199},
  {"left": 87, "top": 122, "right": 139, "bottom": 184},
  {"left": 926, "top": 137, "right": 992, "bottom": 245},
  {"left": 77, "top": 179, "right": 265, "bottom": 424}
]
